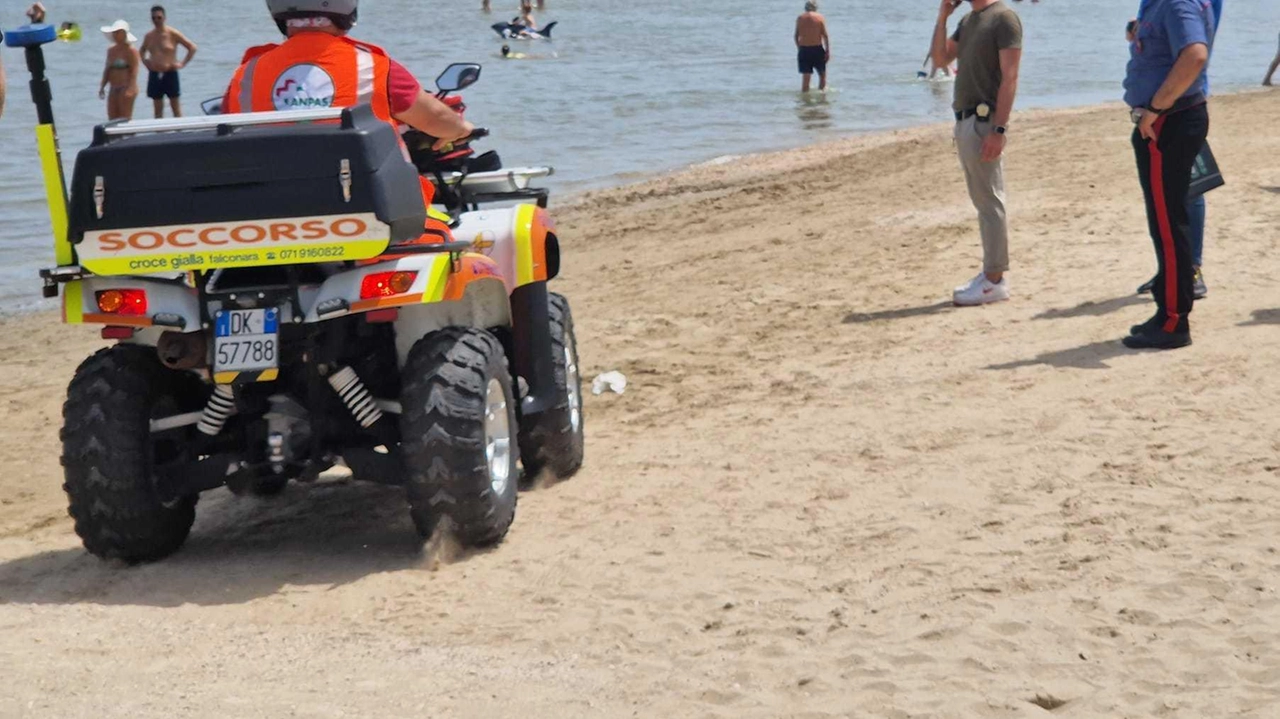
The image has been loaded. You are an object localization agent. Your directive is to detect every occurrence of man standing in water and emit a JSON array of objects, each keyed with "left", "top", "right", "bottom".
[
  {"left": 931, "top": 0, "right": 1023, "bottom": 306},
  {"left": 141, "top": 5, "right": 196, "bottom": 118},
  {"left": 795, "top": 2, "right": 829, "bottom": 93}
]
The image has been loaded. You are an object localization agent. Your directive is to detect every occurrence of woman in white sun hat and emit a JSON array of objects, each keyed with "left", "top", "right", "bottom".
[{"left": 99, "top": 20, "right": 140, "bottom": 120}]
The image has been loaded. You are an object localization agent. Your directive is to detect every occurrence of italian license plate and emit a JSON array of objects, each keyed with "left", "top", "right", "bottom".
[{"left": 214, "top": 308, "right": 279, "bottom": 378}]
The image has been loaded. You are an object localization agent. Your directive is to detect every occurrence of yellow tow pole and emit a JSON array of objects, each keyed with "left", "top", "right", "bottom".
[
  {"left": 36, "top": 123, "right": 73, "bottom": 266},
  {"left": 7, "top": 24, "right": 76, "bottom": 267}
]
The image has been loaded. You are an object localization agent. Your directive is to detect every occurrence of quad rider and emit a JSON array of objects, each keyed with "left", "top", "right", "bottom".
[
  {"left": 223, "top": 0, "right": 476, "bottom": 250},
  {"left": 223, "top": 0, "right": 473, "bottom": 159}
]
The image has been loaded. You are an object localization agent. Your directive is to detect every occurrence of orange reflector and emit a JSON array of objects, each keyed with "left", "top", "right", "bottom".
[
  {"left": 360, "top": 271, "right": 418, "bottom": 299},
  {"left": 95, "top": 289, "right": 147, "bottom": 316}
]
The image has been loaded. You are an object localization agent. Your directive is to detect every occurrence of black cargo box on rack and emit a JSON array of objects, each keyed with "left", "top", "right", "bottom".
[{"left": 66, "top": 104, "right": 426, "bottom": 245}]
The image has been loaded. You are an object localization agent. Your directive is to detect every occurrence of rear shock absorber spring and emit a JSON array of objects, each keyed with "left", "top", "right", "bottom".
[
  {"left": 197, "top": 384, "right": 237, "bottom": 436},
  {"left": 328, "top": 366, "right": 383, "bottom": 429}
]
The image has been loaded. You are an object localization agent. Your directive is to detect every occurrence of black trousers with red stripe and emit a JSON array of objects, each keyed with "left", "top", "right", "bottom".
[{"left": 1131, "top": 104, "right": 1209, "bottom": 333}]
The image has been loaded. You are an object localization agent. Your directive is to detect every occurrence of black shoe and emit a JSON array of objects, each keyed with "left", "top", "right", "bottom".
[
  {"left": 1137, "top": 276, "right": 1156, "bottom": 295},
  {"left": 1193, "top": 268, "right": 1207, "bottom": 300},
  {"left": 1129, "top": 314, "right": 1161, "bottom": 336},
  {"left": 1122, "top": 327, "right": 1192, "bottom": 350}
]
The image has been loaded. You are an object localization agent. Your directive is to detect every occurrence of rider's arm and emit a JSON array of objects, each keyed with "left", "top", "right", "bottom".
[{"left": 394, "top": 92, "right": 474, "bottom": 148}]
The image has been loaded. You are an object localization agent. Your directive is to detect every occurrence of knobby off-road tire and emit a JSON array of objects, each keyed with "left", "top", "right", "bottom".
[
  {"left": 400, "top": 328, "right": 519, "bottom": 547},
  {"left": 518, "top": 292, "right": 585, "bottom": 482},
  {"left": 61, "top": 345, "right": 198, "bottom": 563}
]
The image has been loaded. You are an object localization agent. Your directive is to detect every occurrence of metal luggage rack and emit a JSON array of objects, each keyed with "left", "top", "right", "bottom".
[{"left": 99, "top": 107, "right": 347, "bottom": 137}]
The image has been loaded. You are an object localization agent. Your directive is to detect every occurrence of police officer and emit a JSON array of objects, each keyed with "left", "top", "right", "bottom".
[{"left": 1123, "top": 0, "right": 1215, "bottom": 350}]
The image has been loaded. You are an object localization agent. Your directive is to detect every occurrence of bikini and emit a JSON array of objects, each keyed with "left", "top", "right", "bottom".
[{"left": 108, "top": 56, "right": 131, "bottom": 93}]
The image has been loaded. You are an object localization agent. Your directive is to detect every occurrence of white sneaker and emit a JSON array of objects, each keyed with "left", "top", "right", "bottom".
[{"left": 952, "top": 272, "right": 1010, "bottom": 306}]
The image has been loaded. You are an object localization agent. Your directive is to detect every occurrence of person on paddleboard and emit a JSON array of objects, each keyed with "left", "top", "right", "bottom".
[{"left": 514, "top": 0, "right": 537, "bottom": 31}]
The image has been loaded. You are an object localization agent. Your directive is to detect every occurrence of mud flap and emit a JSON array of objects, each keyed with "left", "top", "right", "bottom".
[{"left": 509, "top": 281, "right": 557, "bottom": 417}]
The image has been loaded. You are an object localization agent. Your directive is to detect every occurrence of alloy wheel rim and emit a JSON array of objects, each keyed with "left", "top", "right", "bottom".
[
  {"left": 564, "top": 331, "right": 582, "bottom": 435},
  {"left": 484, "top": 378, "right": 512, "bottom": 495}
]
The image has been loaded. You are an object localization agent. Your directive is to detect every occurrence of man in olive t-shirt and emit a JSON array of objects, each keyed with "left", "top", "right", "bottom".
[{"left": 930, "top": 0, "right": 1023, "bottom": 307}]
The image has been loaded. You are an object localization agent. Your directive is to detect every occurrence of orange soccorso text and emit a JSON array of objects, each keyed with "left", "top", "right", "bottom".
[{"left": 91, "top": 217, "right": 374, "bottom": 253}]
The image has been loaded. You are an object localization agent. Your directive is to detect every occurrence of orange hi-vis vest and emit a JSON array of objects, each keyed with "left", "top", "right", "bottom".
[
  {"left": 223, "top": 31, "right": 440, "bottom": 230},
  {"left": 224, "top": 32, "right": 392, "bottom": 119}
]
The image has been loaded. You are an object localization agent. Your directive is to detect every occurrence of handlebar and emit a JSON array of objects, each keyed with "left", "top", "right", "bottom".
[{"left": 402, "top": 127, "right": 488, "bottom": 155}]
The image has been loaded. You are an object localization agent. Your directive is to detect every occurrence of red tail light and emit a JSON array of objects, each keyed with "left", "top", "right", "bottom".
[
  {"left": 360, "top": 271, "right": 418, "bottom": 299},
  {"left": 96, "top": 289, "right": 147, "bottom": 316}
]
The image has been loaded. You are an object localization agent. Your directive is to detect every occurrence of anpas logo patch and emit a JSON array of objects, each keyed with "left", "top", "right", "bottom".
[{"left": 272, "top": 64, "right": 335, "bottom": 110}]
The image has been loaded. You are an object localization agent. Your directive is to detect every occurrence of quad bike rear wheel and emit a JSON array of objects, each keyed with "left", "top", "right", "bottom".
[
  {"left": 400, "top": 327, "right": 519, "bottom": 547},
  {"left": 61, "top": 345, "right": 202, "bottom": 563},
  {"left": 518, "top": 292, "right": 585, "bottom": 482}
]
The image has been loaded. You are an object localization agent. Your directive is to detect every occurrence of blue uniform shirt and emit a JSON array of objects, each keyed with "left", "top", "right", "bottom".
[{"left": 1123, "top": 0, "right": 1216, "bottom": 108}]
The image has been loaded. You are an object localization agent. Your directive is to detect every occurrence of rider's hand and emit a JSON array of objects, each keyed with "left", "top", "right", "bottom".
[
  {"left": 431, "top": 121, "right": 475, "bottom": 152},
  {"left": 99, "top": 88, "right": 106, "bottom": 100},
  {"left": 939, "top": 0, "right": 961, "bottom": 19},
  {"left": 395, "top": 92, "right": 475, "bottom": 152}
]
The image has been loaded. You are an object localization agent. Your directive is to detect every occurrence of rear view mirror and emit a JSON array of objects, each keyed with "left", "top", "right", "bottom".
[
  {"left": 435, "top": 63, "right": 482, "bottom": 93},
  {"left": 200, "top": 97, "right": 223, "bottom": 116}
]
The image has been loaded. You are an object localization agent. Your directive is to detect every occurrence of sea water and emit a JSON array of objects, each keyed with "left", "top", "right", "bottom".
[{"left": 0, "top": 0, "right": 1275, "bottom": 309}]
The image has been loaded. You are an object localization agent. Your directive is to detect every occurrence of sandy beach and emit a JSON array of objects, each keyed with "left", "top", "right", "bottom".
[{"left": 1, "top": 90, "right": 1279, "bottom": 717}]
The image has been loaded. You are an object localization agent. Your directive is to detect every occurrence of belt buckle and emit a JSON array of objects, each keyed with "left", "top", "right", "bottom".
[
  {"left": 1130, "top": 107, "right": 1144, "bottom": 125},
  {"left": 976, "top": 103, "right": 992, "bottom": 120}
]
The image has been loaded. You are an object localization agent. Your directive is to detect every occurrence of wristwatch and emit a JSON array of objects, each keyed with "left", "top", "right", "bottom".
[
  {"left": 1143, "top": 103, "right": 1169, "bottom": 115},
  {"left": 994, "top": 126, "right": 1008, "bottom": 135}
]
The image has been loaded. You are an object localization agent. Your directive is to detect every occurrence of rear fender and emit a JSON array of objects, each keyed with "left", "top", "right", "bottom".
[
  {"left": 63, "top": 276, "right": 201, "bottom": 345},
  {"left": 303, "top": 254, "right": 452, "bottom": 322},
  {"left": 393, "top": 273, "right": 511, "bottom": 368},
  {"left": 297, "top": 253, "right": 509, "bottom": 367},
  {"left": 452, "top": 204, "right": 553, "bottom": 294}
]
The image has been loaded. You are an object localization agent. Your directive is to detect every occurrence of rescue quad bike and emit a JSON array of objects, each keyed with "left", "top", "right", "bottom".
[{"left": 10, "top": 23, "right": 585, "bottom": 563}]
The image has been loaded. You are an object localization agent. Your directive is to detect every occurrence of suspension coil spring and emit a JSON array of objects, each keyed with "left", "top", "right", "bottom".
[
  {"left": 197, "top": 385, "right": 236, "bottom": 436},
  {"left": 328, "top": 366, "right": 383, "bottom": 429}
]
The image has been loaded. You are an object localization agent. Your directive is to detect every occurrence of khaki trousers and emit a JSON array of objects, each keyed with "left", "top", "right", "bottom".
[{"left": 954, "top": 116, "right": 1010, "bottom": 274}]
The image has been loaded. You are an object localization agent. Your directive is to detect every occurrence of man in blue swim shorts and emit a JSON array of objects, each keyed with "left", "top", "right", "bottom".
[
  {"left": 141, "top": 5, "right": 197, "bottom": 117},
  {"left": 795, "top": 1, "right": 830, "bottom": 92}
]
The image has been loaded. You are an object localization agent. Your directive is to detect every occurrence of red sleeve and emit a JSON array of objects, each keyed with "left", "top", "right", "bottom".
[{"left": 386, "top": 58, "right": 424, "bottom": 116}]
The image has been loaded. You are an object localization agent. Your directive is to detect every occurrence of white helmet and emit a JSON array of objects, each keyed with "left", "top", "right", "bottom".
[{"left": 266, "top": 0, "right": 358, "bottom": 33}]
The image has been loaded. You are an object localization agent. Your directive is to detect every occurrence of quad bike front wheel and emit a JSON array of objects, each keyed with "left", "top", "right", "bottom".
[
  {"left": 518, "top": 292, "right": 585, "bottom": 482},
  {"left": 400, "top": 327, "right": 519, "bottom": 547},
  {"left": 61, "top": 345, "right": 202, "bottom": 563}
]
